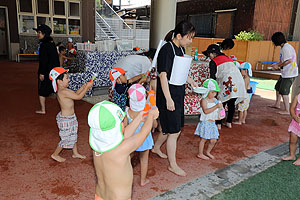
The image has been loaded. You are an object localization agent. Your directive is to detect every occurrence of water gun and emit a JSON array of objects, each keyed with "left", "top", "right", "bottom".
[
  {"left": 143, "top": 90, "right": 156, "bottom": 116},
  {"left": 88, "top": 73, "right": 98, "bottom": 83}
]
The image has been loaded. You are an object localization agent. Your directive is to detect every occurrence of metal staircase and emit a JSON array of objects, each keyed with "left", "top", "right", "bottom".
[{"left": 95, "top": 12, "right": 119, "bottom": 40}]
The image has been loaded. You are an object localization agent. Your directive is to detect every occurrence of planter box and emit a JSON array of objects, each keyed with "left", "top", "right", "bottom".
[{"left": 189, "top": 37, "right": 299, "bottom": 71}]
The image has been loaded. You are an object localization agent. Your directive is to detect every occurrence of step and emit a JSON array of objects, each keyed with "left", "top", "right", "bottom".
[{"left": 252, "top": 70, "right": 280, "bottom": 80}]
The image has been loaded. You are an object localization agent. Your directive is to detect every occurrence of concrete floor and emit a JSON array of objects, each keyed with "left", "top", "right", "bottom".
[{"left": 0, "top": 61, "right": 291, "bottom": 199}]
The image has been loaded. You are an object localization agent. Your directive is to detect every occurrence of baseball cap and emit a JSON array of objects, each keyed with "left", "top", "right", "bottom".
[
  {"left": 128, "top": 84, "right": 146, "bottom": 112},
  {"left": 202, "top": 44, "right": 221, "bottom": 57},
  {"left": 88, "top": 101, "right": 125, "bottom": 153},
  {"left": 69, "top": 48, "right": 76, "bottom": 55},
  {"left": 33, "top": 24, "right": 52, "bottom": 36},
  {"left": 49, "top": 67, "right": 69, "bottom": 92},
  {"left": 109, "top": 67, "right": 127, "bottom": 90},
  {"left": 239, "top": 62, "right": 252, "bottom": 77}
]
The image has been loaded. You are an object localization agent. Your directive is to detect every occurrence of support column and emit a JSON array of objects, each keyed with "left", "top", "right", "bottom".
[
  {"left": 292, "top": 0, "right": 300, "bottom": 99},
  {"left": 149, "top": 0, "right": 177, "bottom": 49}
]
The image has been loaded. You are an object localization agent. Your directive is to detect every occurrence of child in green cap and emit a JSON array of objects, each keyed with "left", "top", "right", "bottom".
[{"left": 194, "top": 79, "right": 223, "bottom": 160}]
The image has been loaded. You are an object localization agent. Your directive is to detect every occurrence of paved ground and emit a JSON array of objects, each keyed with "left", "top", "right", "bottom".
[{"left": 0, "top": 61, "right": 291, "bottom": 199}]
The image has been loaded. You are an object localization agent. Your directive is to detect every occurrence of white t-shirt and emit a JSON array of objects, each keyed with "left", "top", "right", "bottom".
[
  {"left": 280, "top": 43, "right": 298, "bottom": 78},
  {"left": 114, "top": 55, "right": 151, "bottom": 79}
]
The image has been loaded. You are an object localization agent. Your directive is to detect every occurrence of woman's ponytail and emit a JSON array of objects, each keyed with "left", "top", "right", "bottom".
[{"left": 164, "top": 30, "right": 174, "bottom": 42}]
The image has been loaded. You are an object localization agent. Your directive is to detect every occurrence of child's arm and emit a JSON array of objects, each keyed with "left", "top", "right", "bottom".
[
  {"left": 290, "top": 95, "right": 300, "bottom": 123},
  {"left": 63, "top": 82, "right": 93, "bottom": 100},
  {"left": 120, "top": 109, "right": 159, "bottom": 154},
  {"left": 123, "top": 112, "right": 145, "bottom": 139},
  {"left": 201, "top": 98, "right": 222, "bottom": 114}
]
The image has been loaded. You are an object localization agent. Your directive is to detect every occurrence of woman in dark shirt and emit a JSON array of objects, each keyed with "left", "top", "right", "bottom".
[
  {"left": 152, "top": 21, "right": 197, "bottom": 177},
  {"left": 34, "top": 24, "right": 59, "bottom": 114}
]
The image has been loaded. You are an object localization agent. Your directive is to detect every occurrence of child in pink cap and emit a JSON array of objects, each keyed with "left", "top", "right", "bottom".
[{"left": 124, "top": 84, "right": 156, "bottom": 186}]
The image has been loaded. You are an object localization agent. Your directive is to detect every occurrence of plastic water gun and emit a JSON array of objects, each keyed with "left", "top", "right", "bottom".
[
  {"left": 88, "top": 73, "right": 98, "bottom": 83},
  {"left": 143, "top": 90, "right": 156, "bottom": 116}
]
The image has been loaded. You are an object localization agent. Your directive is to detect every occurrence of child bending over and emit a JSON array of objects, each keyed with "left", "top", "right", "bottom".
[
  {"left": 88, "top": 101, "right": 158, "bottom": 200},
  {"left": 49, "top": 67, "right": 93, "bottom": 162},
  {"left": 58, "top": 46, "right": 74, "bottom": 67},
  {"left": 282, "top": 93, "right": 300, "bottom": 165},
  {"left": 194, "top": 79, "right": 223, "bottom": 160}
]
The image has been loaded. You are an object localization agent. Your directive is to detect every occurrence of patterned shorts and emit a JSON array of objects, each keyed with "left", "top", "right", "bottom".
[
  {"left": 238, "top": 94, "right": 250, "bottom": 112},
  {"left": 56, "top": 112, "right": 78, "bottom": 149}
]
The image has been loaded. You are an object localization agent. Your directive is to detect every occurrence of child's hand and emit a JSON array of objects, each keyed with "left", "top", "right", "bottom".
[
  {"left": 217, "top": 102, "right": 223, "bottom": 108},
  {"left": 86, "top": 81, "right": 93, "bottom": 89},
  {"left": 137, "top": 111, "right": 147, "bottom": 122},
  {"left": 296, "top": 116, "right": 300, "bottom": 124},
  {"left": 149, "top": 108, "right": 159, "bottom": 120}
]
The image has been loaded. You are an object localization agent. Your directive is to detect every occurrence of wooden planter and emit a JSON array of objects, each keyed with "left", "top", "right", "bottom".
[{"left": 188, "top": 37, "right": 299, "bottom": 71}]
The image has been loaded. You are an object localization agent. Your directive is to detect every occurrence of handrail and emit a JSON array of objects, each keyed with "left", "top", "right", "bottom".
[
  {"left": 96, "top": 11, "right": 119, "bottom": 39},
  {"left": 96, "top": 11, "right": 112, "bottom": 29},
  {"left": 102, "top": 0, "right": 131, "bottom": 29}
]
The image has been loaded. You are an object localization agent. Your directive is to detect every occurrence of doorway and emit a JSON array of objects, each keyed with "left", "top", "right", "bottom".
[{"left": 0, "top": 7, "right": 9, "bottom": 60}]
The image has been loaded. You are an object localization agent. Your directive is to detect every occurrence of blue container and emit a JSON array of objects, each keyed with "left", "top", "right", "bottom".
[{"left": 249, "top": 80, "right": 259, "bottom": 101}]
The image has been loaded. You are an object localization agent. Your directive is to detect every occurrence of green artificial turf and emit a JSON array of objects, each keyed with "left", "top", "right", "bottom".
[
  {"left": 251, "top": 77, "right": 277, "bottom": 91},
  {"left": 211, "top": 159, "right": 300, "bottom": 200}
]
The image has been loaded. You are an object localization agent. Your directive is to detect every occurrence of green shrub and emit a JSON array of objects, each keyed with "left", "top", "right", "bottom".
[{"left": 234, "top": 30, "right": 264, "bottom": 41}]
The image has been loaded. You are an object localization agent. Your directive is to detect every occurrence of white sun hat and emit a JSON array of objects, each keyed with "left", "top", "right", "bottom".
[{"left": 88, "top": 101, "right": 125, "bottom": 153}]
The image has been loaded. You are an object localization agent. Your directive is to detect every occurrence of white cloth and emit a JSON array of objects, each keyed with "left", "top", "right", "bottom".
[
  {"left": 216, "top": 61, "right": 247, "bottom": 104},
  {"left": 115, "top": 55, "right": 151, "bottom": 79},
  {"left": 200, "top": 99, "right": 219, "bottom": 121},
  {"left": 280, "top": 43, "right": 298, "bottom": 78}
]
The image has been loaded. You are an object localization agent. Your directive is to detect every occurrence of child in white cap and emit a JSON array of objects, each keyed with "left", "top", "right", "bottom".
[
  {"left": 88, "top": 101, "right": 158, "bottom": 200},
  {"left": 194, "top": 79, "right": 223, "bottom": 160},
  {"left": 124, "top": 84, "right": 155, "bottom": 186},
  {"left": 49, "top": 67, "right": 93, "bottom": 162},
  {"left": 234, "top": 62, "right": 252, "bottom": 125}
]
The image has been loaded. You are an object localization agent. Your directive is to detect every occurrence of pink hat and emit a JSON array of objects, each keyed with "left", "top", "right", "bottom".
[
  {"left": 128, "top": 84, "right": 146, "bottom": 112},
  {"left": 109, "top": 67, "right": 127, "bottom": 90},
  {"left": 49, "top": 67, "right": 69, "bottom": 92}
]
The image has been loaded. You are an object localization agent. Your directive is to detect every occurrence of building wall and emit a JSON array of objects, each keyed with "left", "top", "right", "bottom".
[
  {"left": 176, "top": 0, "right": 256, "bottom": 37},
  {"left": 82, "top": 0, "right": 96, "bottom": 42},
  {"left": 252, "top": 0, "right": 294, "bottom": 40}
]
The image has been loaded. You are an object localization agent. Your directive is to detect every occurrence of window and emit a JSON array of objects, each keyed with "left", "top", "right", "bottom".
[
  {"left": 54, "top": 1, "right": 65, "bottom": 16},
  {"left": 69, "top": 19, "right": 80, "bottom": 35},
  {"left": 53, "top": 18, "right": 66, "bottom": 34},
  {"left": 69, "top": 2, "right": 80, "bottom": 17},
  {"left": 37, "top": 17, "right": 51, "bottom": 27},
  {"left": 19, "top": 0, "right": 32, "bottom": 13},
  {"left": 37, "top": 0, "right": 50, "bottom": 14},
  {"left": 19, "top": 15, "right": 35, "bottom": 33},
  {"left": 17, "top": 0, "right": 81, "bottom": 35}
]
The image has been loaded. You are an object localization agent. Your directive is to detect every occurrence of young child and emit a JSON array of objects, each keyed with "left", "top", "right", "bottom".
[
  {"left": 194, "top": 79, "right": 223, "bottom": 160},
  {"left": 88, "top": 101, "right": 158, "bottom": 200},
  {"left": 124, "top": 84, "right": 155, "bottom": 186},
  {"left": 282, "top": 93, "right": 300, "bottom": 165},
  {"left": 66, "top": 37, "right": 74, "bottom": 50},
  {"left": 49, "top": 67, "right": 93, "bottom": 162},
  {"left": 234, "top": 62, "right": 252, "bottom": 124},
  {"left": 58, "top": 46, "right": 73, "bottom": 67}
]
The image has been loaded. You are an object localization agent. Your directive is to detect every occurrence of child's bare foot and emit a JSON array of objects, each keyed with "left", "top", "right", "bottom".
[
  {"left": 282, "top": 155, "right": 296, "bottom": 161},
  {"left": 206, "top": 153, "right": 215, "bottom": 159},
  {"left": 232, "top": 121, "right": 242, "bottom": 125},
  {"left": 242, "top": 121, "right": 246, "bottom": 124},
  {"left": 140, "top": 178, "right": 150, "bottom": 186},
  {"left": 196, "top": 154, "right": 210, "bottom": 160},
  {"left": 72, "top": 153, "right": 86, "bottom": 159},
  {"left": 51, "top": 154, "right": 66, "bottom": 162},
  {"left": 35, "top": 110, "right": 46, "bottom": 114},
  {"left": 278, "top": 111, "right": 290, "bottom": 115},
  {"left": 217, "top": 124, "right": 221, "bottom": 130},
  {"left": 151, "top": 149, "right": 167, "bottom": 159},
  {"left": 293, "top": 160, "right": 300, "bottom": 165},
  {"left": 268, "top": 105, "right": 280, "bottom": 109},
  {"left": 225, "top": 122, "right": 232, "bottom": 128},
  {"left": 168, "top": 165, "right": 186, "bottom": 176}
]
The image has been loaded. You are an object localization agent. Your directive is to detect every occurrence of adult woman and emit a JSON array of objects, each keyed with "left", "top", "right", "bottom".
[
  {"left": 203, "top": 44, "right": 246, "bottom": 129},
  {"left": 152, "top": 21, "right": 197, "bottom": 177},
  {"left": 34, "top": 24, "right": 59, "bottom": 114},
  {"left": 269, "top": 32, "right": 298, "bottom": 115}
]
